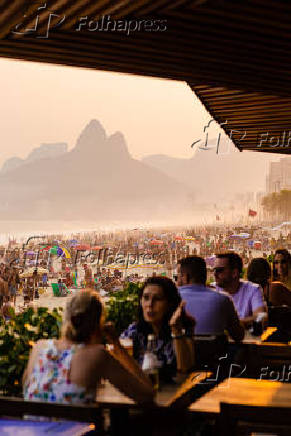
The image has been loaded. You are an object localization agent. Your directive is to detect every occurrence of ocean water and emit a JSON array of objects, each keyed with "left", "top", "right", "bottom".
[{"left": 0, "top": 215, "right": 216, "bottom": 244}]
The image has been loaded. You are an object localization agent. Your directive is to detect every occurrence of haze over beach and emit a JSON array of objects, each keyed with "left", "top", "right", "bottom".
[{"left": 0, "top": 58, "right": 281, "bottom": 235}]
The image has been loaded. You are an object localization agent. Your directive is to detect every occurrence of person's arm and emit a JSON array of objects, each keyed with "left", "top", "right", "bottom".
[
  {"left": 103, "top": 323, "right": 153, "bottom": 392},
  {"left": 169, "top": 301, "right": 195, "bottom": 373},
  {"left": 270, "top": 282, "right": 291, "bottom": 306},
  {"left": 240, "top": 286, "right": 267, "bottom": 327},
  {"left": 240, "top": 306, "right": 266, "bottom": 328},
  {"left": 225, "top": 298, "right": 245, "bottom": 342},
  {"left": 95, "top": 346, "right": 154, "bottom": 404}
]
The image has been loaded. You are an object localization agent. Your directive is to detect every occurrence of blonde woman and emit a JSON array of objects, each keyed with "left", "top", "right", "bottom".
[{"left": 23, "top": 289, "right": 154, "bottom": 404}]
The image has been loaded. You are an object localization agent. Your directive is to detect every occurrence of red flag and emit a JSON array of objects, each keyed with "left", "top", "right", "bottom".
[
  {"left": 248, "top": 209, "right": 257, "bottom": 217},
  {"left": 216, "top": 215, "right": 220, "bottom": 221}
]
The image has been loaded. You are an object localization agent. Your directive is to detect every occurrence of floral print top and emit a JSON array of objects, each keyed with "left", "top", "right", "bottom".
[{"left": 23, "top": 339, "right": 96, "bottom": 404}]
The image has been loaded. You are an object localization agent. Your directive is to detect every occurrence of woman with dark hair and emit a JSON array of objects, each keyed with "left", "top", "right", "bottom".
[
  {"left": 23, "top": 289, "right": 154, "bottom": 405},
  {"left": 269, "top": 249, "right": 291, "bottom": 307},
  {"left": 273, "top": 249, "right": 291, "bottom": 289},
  {"left": 120, "top": 276, "right": 195, "bottom": 381},
  {"left": 247, "top": 258, "right": 271, "bottom": 303}
]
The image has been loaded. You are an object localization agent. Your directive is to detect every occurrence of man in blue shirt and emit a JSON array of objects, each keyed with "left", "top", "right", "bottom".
[{"left": 177, "top": 256, "right": 244, "bottom": 342}]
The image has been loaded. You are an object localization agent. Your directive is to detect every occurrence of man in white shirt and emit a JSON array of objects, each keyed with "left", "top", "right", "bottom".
[{"left": 214, "top": 252, "right": 267, "bottom": 327}]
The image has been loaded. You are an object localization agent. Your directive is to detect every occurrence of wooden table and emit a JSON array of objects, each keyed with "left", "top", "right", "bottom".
[
  {"left": 96, "top": 371, "right": 212, "bottom": 409},
  {"left": 189, "top": 377, "right": 291, "bottom": 417},
  {"left": 96, "top": 375, "right": 188, "bottom": 408},
  {"left": 229, "top": 327, "right": 277, "bottom": 345}
]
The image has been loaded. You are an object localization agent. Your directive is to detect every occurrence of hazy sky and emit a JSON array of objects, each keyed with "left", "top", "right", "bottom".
[{"left": 0, "top": 57, "right": 220, "bottom": 167}]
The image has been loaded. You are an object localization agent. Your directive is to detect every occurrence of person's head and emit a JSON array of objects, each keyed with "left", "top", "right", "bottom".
[
  {"left": 63, "top": 289, "right": 103, "bottom": 343},
  {"left": 177, "top": 256, "right": 207, "bottom": 286},
  {"left": 138, "top": 276, "right": 181, "bottom": 334},
  {"left": 214, "top": 252, "right": 243, "bottom": 289},
  {"left": 247, "top": 258, "right": 271, "bottom": 288},
  {"left": 273, "top": 249, "right": 291, "bottom": 281}
]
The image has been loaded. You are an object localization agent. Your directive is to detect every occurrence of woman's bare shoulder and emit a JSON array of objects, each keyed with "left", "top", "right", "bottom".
[
  {"left": 73, "top": 344, "right": 109, "bottom": 372},
  {"left": 78, "top": 343, "right": 107, "bottom": 359}
]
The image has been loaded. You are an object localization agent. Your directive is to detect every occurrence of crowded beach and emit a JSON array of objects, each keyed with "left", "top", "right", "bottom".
[{"left": 0, "top": 224, "right": 290, "bottom": 434}]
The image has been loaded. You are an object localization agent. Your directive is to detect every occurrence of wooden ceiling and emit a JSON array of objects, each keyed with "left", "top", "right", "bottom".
[{"left": 1, "top": 0, "right": 291, "bottom": 154}]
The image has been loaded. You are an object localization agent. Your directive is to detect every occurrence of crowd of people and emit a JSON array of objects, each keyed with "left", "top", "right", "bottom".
[
  {"left": 0, "top": 227, "right": 291, "bottom": 420},
  {"left": 20, "top": 245, "right": 291, "bottom": 408}
]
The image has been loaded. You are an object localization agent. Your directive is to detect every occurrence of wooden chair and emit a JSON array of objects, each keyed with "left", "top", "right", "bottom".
[
  {"left": 194, "top": 335, "right": 228, "bottom": 376},
  {"left": 246, "top": 343, "right": 291, "bottom": 380},
  {"left": 219, "top": 402, "right": 291, "bottom": 436}
]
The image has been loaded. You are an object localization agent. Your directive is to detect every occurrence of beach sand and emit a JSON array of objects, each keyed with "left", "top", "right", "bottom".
[{"left": 15, "top": 286, "right": 75, "bottom": 313}]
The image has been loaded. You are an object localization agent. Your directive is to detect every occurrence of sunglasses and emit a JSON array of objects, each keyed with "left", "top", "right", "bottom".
[
  {"left": 274, "top": 260, "right": 287, "bottom": 265},
  {"left": 213, "top": 267, "right": 226, "bottom": 274}
]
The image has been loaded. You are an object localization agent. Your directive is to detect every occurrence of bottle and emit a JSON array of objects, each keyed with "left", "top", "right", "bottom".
[
  {"left": 252, "top": 313, "right": 267, "bottom": 336},
  {"left": 142, "top": 334, "right": 159, "bottom": 392}
]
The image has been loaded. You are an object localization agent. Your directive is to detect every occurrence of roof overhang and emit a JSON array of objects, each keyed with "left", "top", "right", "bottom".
[{"left": 1, "top": 0, "right": 291, "bottom": 154}]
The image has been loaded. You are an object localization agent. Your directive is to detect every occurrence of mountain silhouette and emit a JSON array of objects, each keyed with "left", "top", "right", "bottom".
[
  {"left": 142, "top": 143, "right": 279, "bottom": 203},
  {"left": 1, "top": 143, "right": 67, "bottom": 174},
  {"left": 0, "top": 120, "right": 192, "bottom": 220}
]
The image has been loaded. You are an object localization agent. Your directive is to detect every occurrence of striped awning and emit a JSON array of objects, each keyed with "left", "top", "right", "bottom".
[{"left": 1, "top": 0, "right": 291, "bottom": 154}]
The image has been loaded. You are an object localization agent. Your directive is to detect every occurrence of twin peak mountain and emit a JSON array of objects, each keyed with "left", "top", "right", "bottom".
[{"left": 0, "top": 120, "right": 189, "bottom": 220}]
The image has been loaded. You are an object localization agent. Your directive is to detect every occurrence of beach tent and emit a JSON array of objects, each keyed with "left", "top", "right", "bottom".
[{"left": 20, "top": 267, "right": 49, "bottom": 278}]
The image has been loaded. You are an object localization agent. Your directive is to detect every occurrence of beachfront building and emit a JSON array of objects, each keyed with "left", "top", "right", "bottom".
[{"left": 266, "top": 157, "right": 291, "bottom": 193}]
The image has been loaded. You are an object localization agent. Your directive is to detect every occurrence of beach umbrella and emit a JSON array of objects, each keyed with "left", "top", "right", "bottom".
[
  {"left": 61, "top": 247, "right": 71, "bottom": 259},
  {"left": 150, "top": 239, "right": 163, "bottom": 245},
  {"left": 49, "top": 246, "right": 59, "bottom": 255},
  {"left": 92, "top": 246, "right": 103, "bottom": 250},
  {"left": 57, "top": 247, "right": 63, "bottom": 256},
  {"left": 185, "top": 236, "right": 195, "bottom": 241},
  {"left": 174, "top": 236, "right": 184, "bottom": 241},
  {"left": 75, "top": 244, "right": 91, "bottom": 251},
  {"left": 238, "top": 233, "right": 250, "bottom": 239}
]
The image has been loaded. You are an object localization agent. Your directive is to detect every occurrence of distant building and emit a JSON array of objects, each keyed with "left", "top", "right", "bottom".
[{"left": 266, "top": 157, "right": 291, "bottom": 193}]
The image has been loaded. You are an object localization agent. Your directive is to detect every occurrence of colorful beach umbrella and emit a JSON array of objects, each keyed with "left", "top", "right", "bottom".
[
  {"left": 75, "top": 244, "right": 91, "bottom": 251},
  {"left": 185, "top": 236, "right": 195, "bottom": 241},
  {"left": 150, "top": 239, "right": 164, "bottom": 245},
  {"left": 61, "top": 247, "right": 71, "bottom": 259},
  {"left": 49, "top": 245, "right": 59, "bottom": 255},
  {"left": 238, "top": 233, "right": 250, "bottom": 239}
]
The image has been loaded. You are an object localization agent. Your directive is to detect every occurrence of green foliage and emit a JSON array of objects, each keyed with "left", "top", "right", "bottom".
[
  {"left": 0, "top": 307, "right": 62, "bottom": 396},
  {"left": 1, "top": 283, "right": 141, "bottom": 397},
  {"left": 262, "top": 189, "right": 291, "bottom": 220},
  {"left": 105, "top": 282, "right": 141, "bottom": 335}
]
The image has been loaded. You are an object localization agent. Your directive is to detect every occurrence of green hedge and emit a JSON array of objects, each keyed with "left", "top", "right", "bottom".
[
  {"left": 0, "top": 283, "right": 141, "bottom": 396},
  {"left": 105, "top": 282, "right": 140, "bottom": 335},
  {"left": 0, "top": 307, "right": 62, "bottom": 396}
]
